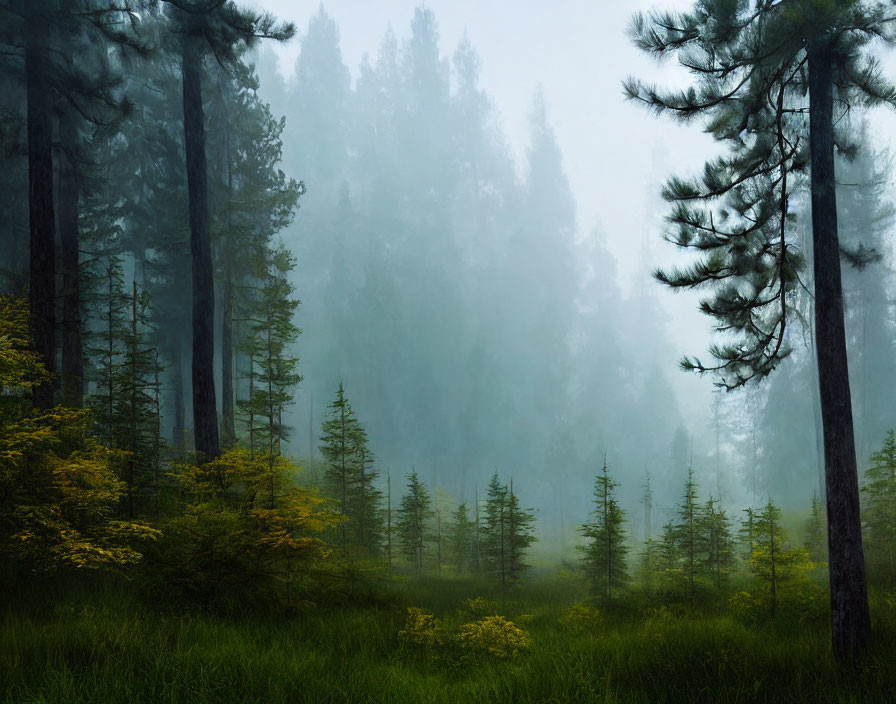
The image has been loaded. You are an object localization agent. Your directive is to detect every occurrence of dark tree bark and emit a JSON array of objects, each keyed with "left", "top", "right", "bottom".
[
  {"left": 58, "top": 112, "right": 83, "bottom": 408},
  {"left": 221, "top": 256, "right": 235, "bottom": 447},
  {"left": 173, "top": 339, "right": 185, "bottom": 447},
  {"left": 808, "top": 44, "right": 870, "bottom": 659},
  {"left": 220, "top": 125, "right": 235, "bottom": 448},
  {"left": 181, "top": 35, "right": 219, "bottom": 462},
  {"left": 25, "top": 16, "right": 56, "bottom": 410}
]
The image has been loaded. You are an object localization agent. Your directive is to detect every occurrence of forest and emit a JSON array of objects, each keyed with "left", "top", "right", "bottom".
[{"left": 4, "top": 0, "right": 896, "bottom": 702}]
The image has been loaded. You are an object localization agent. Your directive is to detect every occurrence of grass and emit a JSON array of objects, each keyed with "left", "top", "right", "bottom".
[{"left": 2, "top": 572, "right": 896, "bottom": 703}]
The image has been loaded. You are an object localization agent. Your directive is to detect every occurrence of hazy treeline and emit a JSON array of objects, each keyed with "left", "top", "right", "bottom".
[
  {"left": 2, "top": 1, "right": 896, "bottom": 561},
  {"left": 251, "top": 6, "right": 896, "bottom": 537}
]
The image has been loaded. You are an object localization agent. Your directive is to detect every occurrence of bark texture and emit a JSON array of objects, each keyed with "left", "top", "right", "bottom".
[
  {"left": 26, "top": 15, "right": 57, "bottom": 410},
  {"left": 182, "top": 35, "right": 220, "bottom": 462},
  {"left": 808, "top": 44, "right": 870, "bottom": 659},
  {"left": 58, "top": 111, "right": 83, "bottom": 408}
]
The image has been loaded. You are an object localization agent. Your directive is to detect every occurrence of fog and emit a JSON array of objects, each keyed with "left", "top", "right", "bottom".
[
  {"left": 225, "top": 1, "right": 896, "bottom": 554},
  {"left": 4, "top": 0, "right": 895, "bottom": 559}
]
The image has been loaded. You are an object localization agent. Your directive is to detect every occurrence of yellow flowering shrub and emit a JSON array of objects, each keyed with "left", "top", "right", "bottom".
[
  {"left": 456, "top": 615, "right": 532, "bottom": 659},
  {"left": 398, "top": 607, "right": 442, "bottom": 648},
  {"left": 461, "top": 596, "right": 502, "bottom": 618},
  {"left": 562, "top": 603, "right": 602, "bottom": 631}
]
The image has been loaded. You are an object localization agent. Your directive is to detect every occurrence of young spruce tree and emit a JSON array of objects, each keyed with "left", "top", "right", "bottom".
[
  {"left": 396, "top": 471, "right": 432, "bottom": 575},
  {"left": 579, "top": 459, "right": 628, "bottom": 603},
  {"left": 862, "top": 430, "right": 896, "bottom": 579}
]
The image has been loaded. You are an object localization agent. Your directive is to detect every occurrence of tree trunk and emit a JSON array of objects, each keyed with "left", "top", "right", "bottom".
[
  {"left": 808, "top": 44, "right": 870, "bottom": 659},
  {"left": 58, "top": 110, "right": 83, "bottom": 408},
  {"left": 173, "top": 339, "right": 185, "bottom": 447},
  {"left": 26, "top": 18, "right": 56, "bottom": 410},
  {"left": 221, "top": 257, "right": 235, "bottom": 447},
  {"left": 181, "top": 35, "right": 219, "bottom": 462},
  {"left": 220, "top": 117, "right": 235, "bottom": 448}
]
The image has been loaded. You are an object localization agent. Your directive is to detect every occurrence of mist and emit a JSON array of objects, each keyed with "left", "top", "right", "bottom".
[{"left": 245, "top": 2, "right": 896, "bottom": 549}]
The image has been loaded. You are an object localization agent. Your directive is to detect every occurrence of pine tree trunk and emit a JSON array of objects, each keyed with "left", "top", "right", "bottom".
[
  {"left": 173, "top": 340, "right": 185, "bottom": 447},
  {"left": 808, "top": 44, "right": 870, "bottom": 659},
  {"left": 26, "top": 17, "right": 56, "bottom": 410},
  {"left": 220, "top": 126, "right": 235, "bottom": 448},
  {"left": 221, "top": 257, "right": 235, "bottom": 447},
  {"left": 128, "top": 281, "right": 138, "bottom": 518},
  {"left": 58, "top": 109, "right": 82, "bottom": 408},
  {"left": 181, "top": 35, "right": 219, "bottom": 462}
]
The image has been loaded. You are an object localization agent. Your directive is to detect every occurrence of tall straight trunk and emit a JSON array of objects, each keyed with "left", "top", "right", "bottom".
[
  {"left": 153, "top": 349, "right": 161, "bottom": 520},
  {"left": 808, "top": 45, "right": 870, "bottom": 658},
  {"left": 173, "top": 339, "right": 185, "bottom": 447},
  {"left": 26, "top": 18, "right": 56, "bottom": 410},
  {"left": 220, "top": 118, "right": 235, "bottom": 448},
  {"left": 181, "top": 35, "right": 219, "bottom": 462},
  {"left": 58, "top": 111, "right": 83, "bottom": 408},
  {"left": 127, "top": 280, "right": 138, "bottom": 518},
  {"left": 220, "top": 234, "right": 235, "bottom": 448}
]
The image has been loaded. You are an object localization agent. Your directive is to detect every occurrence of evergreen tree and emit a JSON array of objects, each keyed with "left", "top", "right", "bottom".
[
  {"left": 750, "top": 498, "right": 815, "bottom": 616},
  {"left": 85, "top": 266, "right": 163, "bottom": 519},
  {"left": 637, "top": 537, "right": 659, "bottom": 595},
  {"left": 395, "top": 471, "right": 431, "bottom": 575},
  {"left": 806, "top": 490, "right": 828, "bottom": 564},
  {"left": 579, "top": 459, "right": 629, "bottom": 603},
  {"left": 318, "top": 382, "right": 362, "bottom": 556},
  {"left": 699, "top": 497, "right": 734, "bottom": 589},
  {"left": 739, "top": 507, "right": 758, "bottom": 563},
  {"left": 113, "top": 280, "right": 163, "bottom": 518},
  {"left": 237, "top": 243, "right": 302, "bottom": 508},
  {"left": 480, "top": 472, "right": 536, "bottom": 588},
  {"left": 86, "top": 256, "right": 128, "bottom": 450},
  {"left": 449, "top": 501, "right": 474, "bottom": 573},
  {"left": 481, "top": 471, "right": 509, "bottom": 587},
  {"left": 348, "top": 430, "right": 385, "bottom": 556},
  {"left": 627, "top": 0, "right": 896, "bottom": 656},
  {"left": 641, "top": 467, "right": 653, "bottom": 541},
  {"left": 206, "top": 59, "right": 303, "bottom": 449},
  {"left": 673, "top": 467, "right": 703, "bottom": 602},
  {"left": 506, "top": 479, "right": 536, "bottom": 587},
  {"left": 658, "top": 521, "right": 678, "bottom": 573},
  {"left": 862, "top": 430, "right": 896, "bottom": 579},
  {"left": 7, "top": 0, "right": 145, "bottom": 409},
  {"left": 163, "top": 0, "right": 295, "bottom": 463}
]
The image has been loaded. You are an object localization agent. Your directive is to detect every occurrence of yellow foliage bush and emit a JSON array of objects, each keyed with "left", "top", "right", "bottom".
[
  {"left": 456, "top": 615, "right": 532, "bottom": 659},
  {"left": 154, "top": 449, "right": 337, "bottom": 610},
  {"left": 398, "top": 607, "right": 442, "bottom": 648},
  {"left": 461, "top": 596, "right": 502, "bottom": 618},
  {"left": 562, "top": 603, "right": 602, "bottom": 631}
]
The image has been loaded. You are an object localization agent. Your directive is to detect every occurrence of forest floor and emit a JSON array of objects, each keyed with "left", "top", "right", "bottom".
[{"left": 2, "top": 571, "right": 896, "bottom": 704}]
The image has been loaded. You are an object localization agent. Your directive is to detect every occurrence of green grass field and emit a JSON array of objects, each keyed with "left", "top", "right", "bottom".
[{"left": 3, "top": 572, "right": 895, "bottom": 704}]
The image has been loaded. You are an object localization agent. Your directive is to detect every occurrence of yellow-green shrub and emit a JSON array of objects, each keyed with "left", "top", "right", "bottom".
[
  {"left": 456, "top": 615, "right": 531, "bottom": 659},
  {"left": 561, "top": 603, "right": 602, "bottom": 631},
  {"left": 398, "top": 607, "right": 442, "bottom": 649}
]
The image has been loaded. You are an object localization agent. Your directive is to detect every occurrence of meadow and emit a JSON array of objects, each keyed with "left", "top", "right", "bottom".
[{"left": 3, "top": 571, "right": 896, "bottom": 704}]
